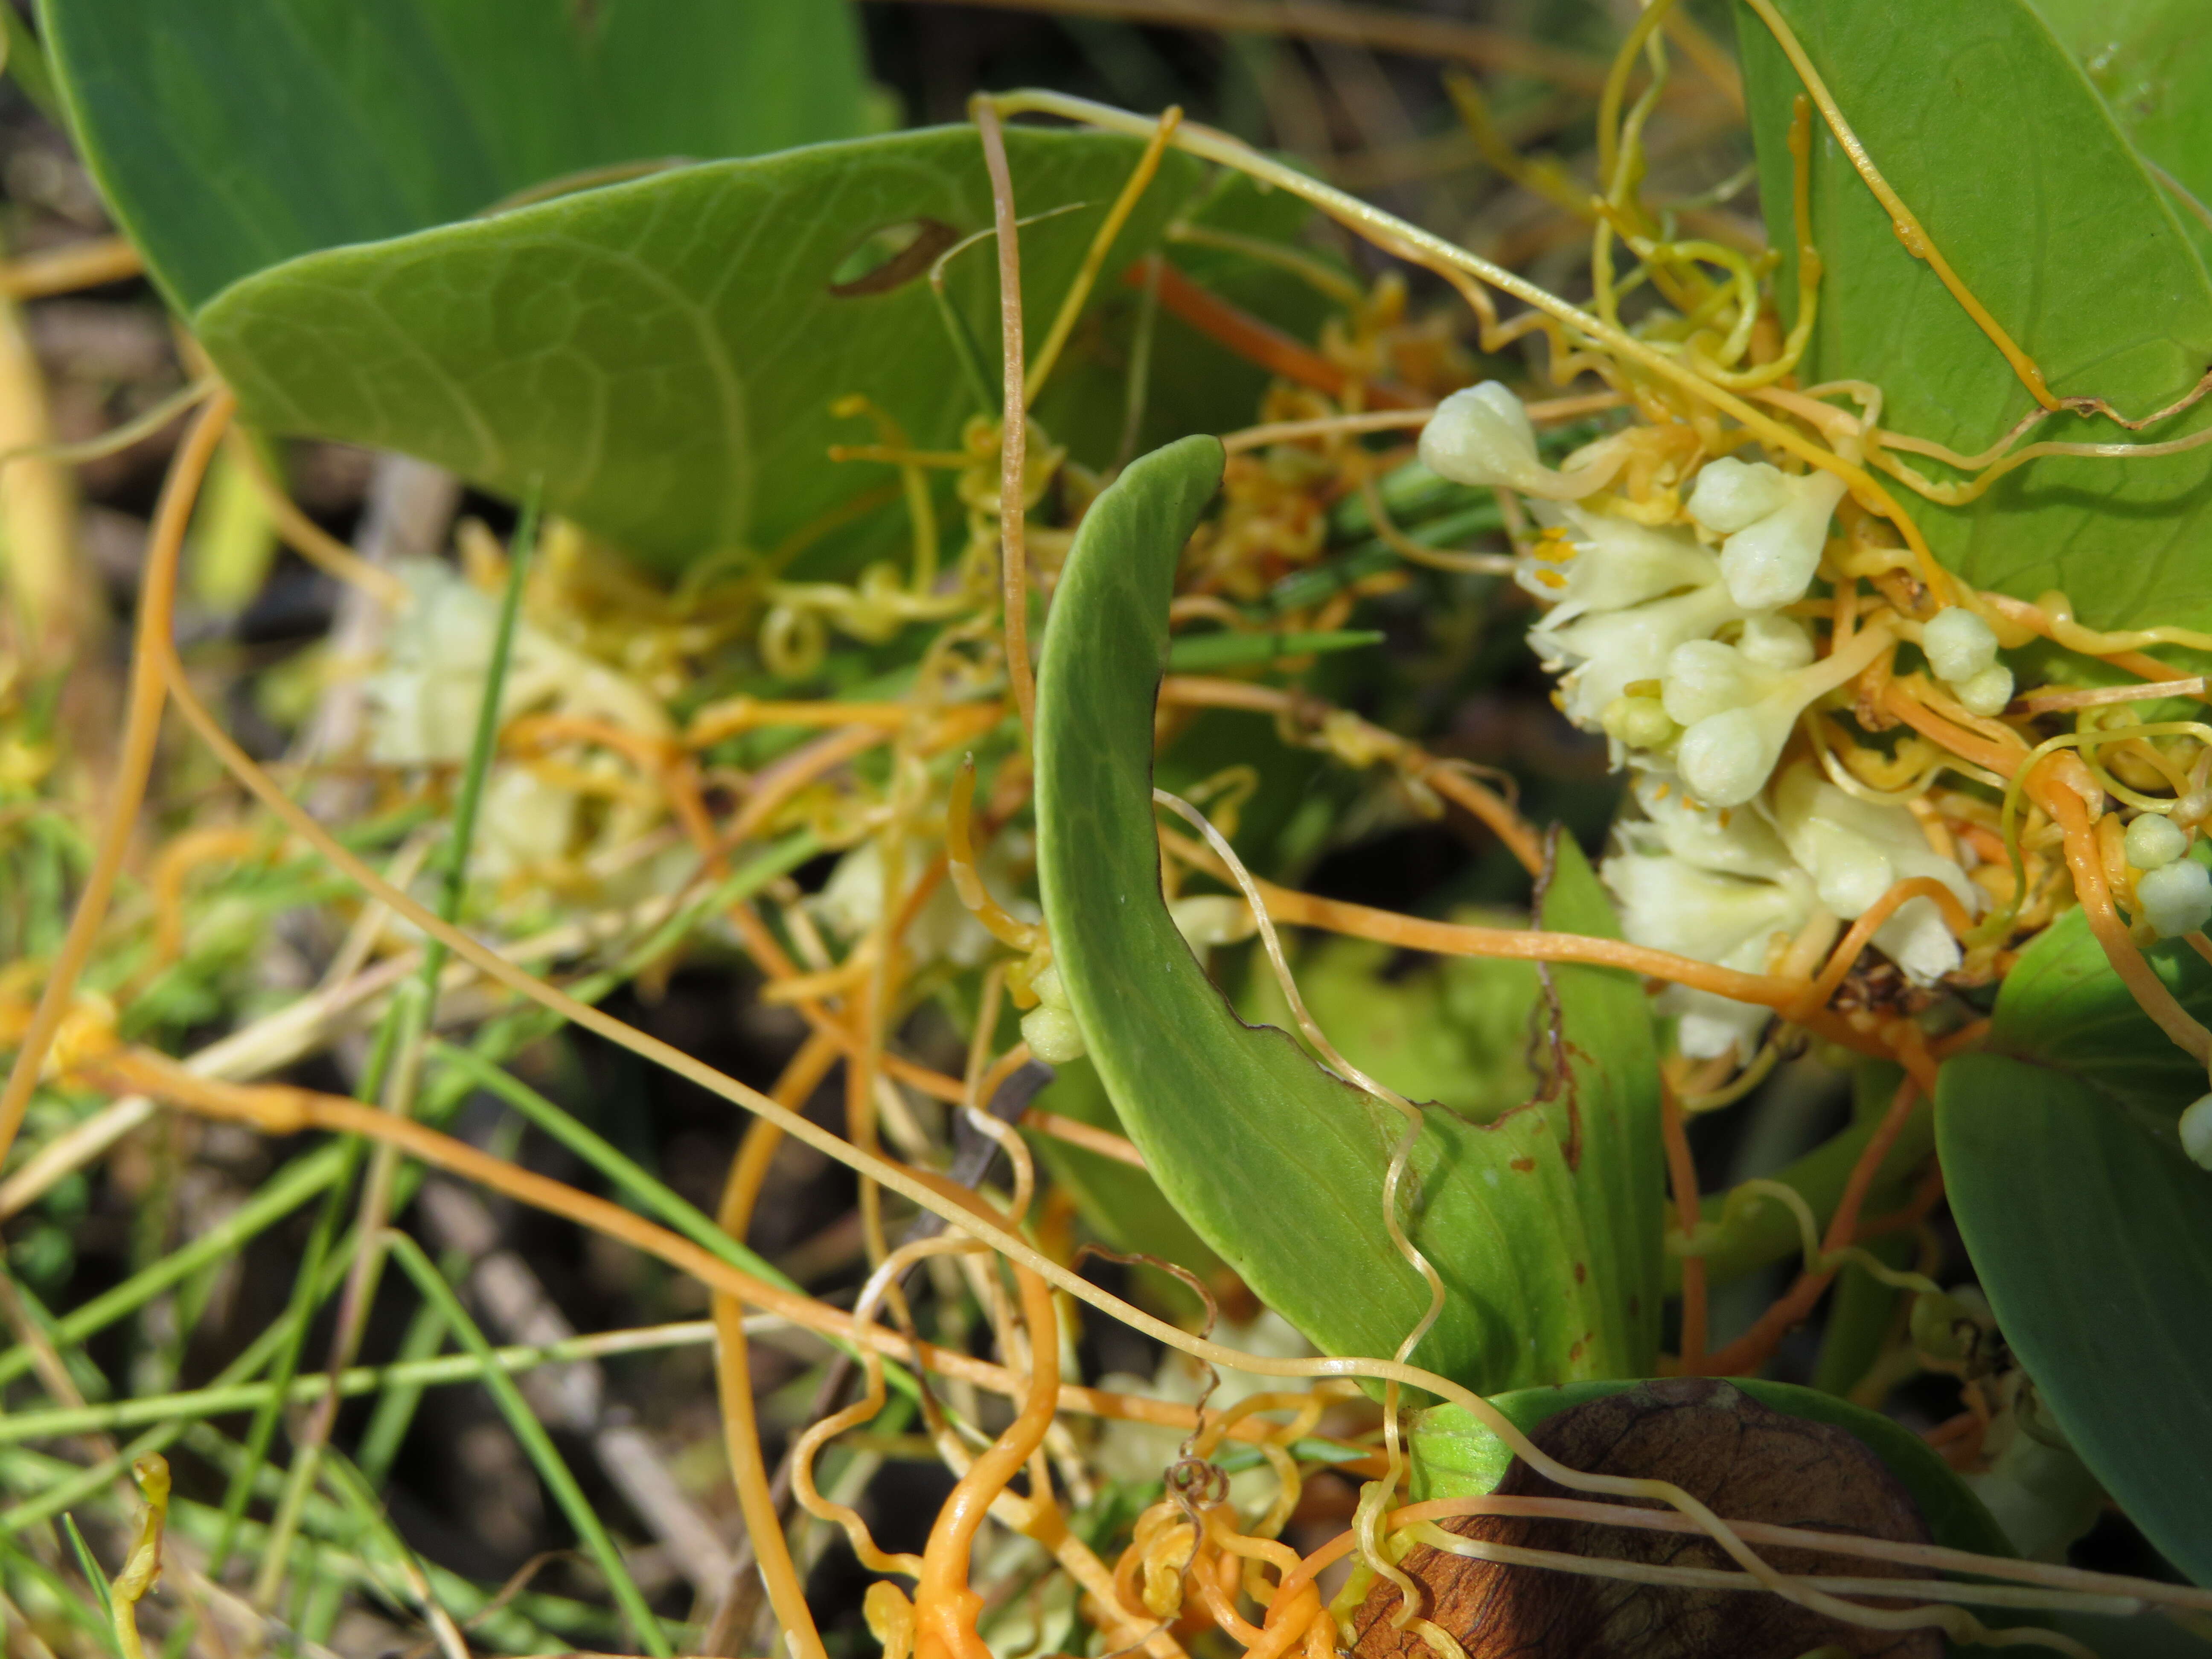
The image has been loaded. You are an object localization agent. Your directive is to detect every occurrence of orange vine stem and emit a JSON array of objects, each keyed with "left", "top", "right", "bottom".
[
  {"left": 1659, "top": 1079, "right": 1707, "bottom": 1374},
  {"left": 1124, "top": 256, "right": 1426, "bottom": 410},
  {"left": 1702, "top": 1071, "right": 1925, "bottom": 1376},
  {"left": 914, "top": 1255, "right": 1059, "bottom": 1659},
  {"left": 1783, "top": 876, "right": 1975, "bottom": 1021},
  {"left": 0, "top": 390, "right": 234, "bottom": 1173}
]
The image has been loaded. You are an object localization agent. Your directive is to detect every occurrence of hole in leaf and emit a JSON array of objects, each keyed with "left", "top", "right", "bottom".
[{"left": 827, "top": 218, "right": 960, "bottom": 297}]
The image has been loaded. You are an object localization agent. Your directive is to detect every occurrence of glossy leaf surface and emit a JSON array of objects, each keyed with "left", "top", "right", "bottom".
[
  {"left": 41, "top": 0, "right": 871, "bottom": 310},
  {"left": 1738, "top": 0, "right": 2212, "bottom": 629},
  {"left": 1033, "top": 435, "right": 1662, "bottom": 1391},
  {"left": 199, "top": 129, "right": 1202, "bottom": 570},
  {"left": 1938, "top": 1053, "right": 2212, "bottom": 1587},
  {"left": 2029, "top": 0, "right": 2212, "bottom": 256}
]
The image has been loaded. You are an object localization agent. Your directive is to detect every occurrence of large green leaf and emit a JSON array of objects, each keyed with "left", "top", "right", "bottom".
[
  {"left": 1025, "top": 1057, "right": 1223, "bottom": 1285},
  {"left": 1033, "top": 435, "right": 1662, "bottom": 1391},
  {"left": 1984, "top": 871, "right": 2212, "bottom": 1136},
  {"left": 1408, "top": 1378, "right": 2016, "bottom": 1561},
  {"left": 2028, "top": 0, "right": 2212, "bottom": 257},
  {"left": 198, "top": 129, "right": 1204, "bottom": 571},
  {"left": 1938, "top": 1054, "right": 2212, "bottom": 1588},
  {"left": 1237, "top": 923, "right": 1542, "bottom": 1117},
  {"left": 1738, "top": 0, "right": 2212, "bottom": 630},
  {"left": 41, "top": 0, "right": 871, "bottom": 311}
]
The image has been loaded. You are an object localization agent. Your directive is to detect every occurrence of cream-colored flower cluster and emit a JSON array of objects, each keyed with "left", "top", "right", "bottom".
[
  {"left": 1420, "top": 383, "right": 1995, "bottom": 1057},
  {"left": 367, "top": 559, "right": 675, "bottom": 900}
]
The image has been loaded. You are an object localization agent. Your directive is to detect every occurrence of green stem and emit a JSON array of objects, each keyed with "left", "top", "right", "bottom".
[
  {"left": 257, "top": 498, "right": 541, "bottom": 1605},
  {"left": 349, "top": 1254, "right": 457, "bottom": 1490},
  {"left": 384, "top": 1232, "right": 674, "bottom": 1659},
  {"left": 0, "top": 1146, "right": 346, "bottom": 1391},
  {"left": 0, "top": 1321, "right": 720, "bottom": 1446},
  {"left": 205, "top": 1137, "right": 361, "bottom": 1578}
]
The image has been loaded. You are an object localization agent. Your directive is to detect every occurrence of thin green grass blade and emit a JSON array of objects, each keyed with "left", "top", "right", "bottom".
[{"left": 384, "top": 1232, "right": 675, "bottom": 1656}]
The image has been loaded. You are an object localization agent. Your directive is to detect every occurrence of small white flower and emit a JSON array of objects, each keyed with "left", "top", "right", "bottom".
[
  {"left": 1661, "top": 632, "right": 1888, "bottom": 809},
  {"left": 1768, "top": 763, "right": 1979, "bottom": 983},
  {"left": 1630, "top": 772, "right": 1802, "bottom": 884},
  {"left": 1420, "top": 382, "right": 1615, "bottom": 500},
  {"left": 2137, "top": 858, "right": 2212, "bottom": 938},
  {"left": 1603, "top": 828, "right": 1813, "bottom": 1059},
  {"left": 1535, "top": 581, "right": 1751, "bottom": 730},
  {"left": 1687, "top": 457, "right": 1847, "bottom": 610},
  {"left": 1518, "top": 505, "right": 1720, "bottom": 629},
  {"left": 1604, "top": 780, "right": 1816, "bottom": 1058}
]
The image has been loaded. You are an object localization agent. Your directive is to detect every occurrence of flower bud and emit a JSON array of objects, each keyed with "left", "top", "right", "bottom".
[
  {"left": 1953, "top": 663, "right": 2014, "bottom": 717},
  {"left": 1687, "top": 457, "right": 1793, "bottom": 535},
  {"left": 1601, "top": 695, "right": 1679, "bottom": 751},
  {"left": 1735, "top": 613, "right": 1815, "bottom": 671},
  {"left": 2137, "top": 858, "right": 2212, "bottom": 938},
  {"left": 1921, "top": 607, "right": 2000, "bottom": 684},
  {"left": 1419, "top": 382, "right": 1555, "bottom": 495},
  {"left": 1021, "top": 1004, "right": 1087, "bottom": 1064},
  {"left": 2181, "top": 1093, "right": 2212, "bottom": 1171},
  {"left": 1030, "top": 962, "right": 1069, "bottom": 1010},
  {"left": 1420, "top": 382, "right": 1615, "bottom": 500},
  {"left": 1711, "top": 469, "right": 1848, "bottom": 611},
  {"left": 1169, "top": 894, "right": 1257, "bottom": 950},
  {"left": 1662, "top": 640, "right": 1775, "bottom": 727},
  {"left": 2125, "top": 813, "right": 2189, "bottom": 871},
  {"left": 1676, "top": 707, "right": 1782, "bottom": 809}
]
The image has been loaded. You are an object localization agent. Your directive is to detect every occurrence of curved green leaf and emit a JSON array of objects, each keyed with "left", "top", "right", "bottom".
[
  {"left": 41, "top": 0, "right": 870, "bottom": 311},
  {"left": 198, "top": 129, "right": 1202, "bottom": 570},
  {"left": 1938, "top": 1053, "right": 2212, "bottom": 1587},
  {"left": 1408, "top": 1377, "right": 2016, "bottom": 1562},
  {"left": 1738, "top": 0, "right": 2212, "bottom": 631},
  {"left": 1033, "top": 435, "right": 1662, "bottom": 1391}
]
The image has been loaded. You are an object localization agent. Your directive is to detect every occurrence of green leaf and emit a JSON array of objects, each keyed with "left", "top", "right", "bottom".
[
  {"left": 1033, "top": 434, "right": 1663, "bottom": 1391},
  {"left": 1937, "top": 1052, "right": 2212, "bottom": 1587},
  {"left": 1024, "top": 1057, "right": 1224, "bottom": 1299},
  {"left": 41, "top": 0, "right": 871, "bottom": 311},
  {"left": 1237, "top": 922, "right": 1542, "bottom": 1116},
  {"left": 1407, "top": 1377, "right": 2017, "bottom": 1560},
  {"left": 1984, "top": 869, "right": 2212, "bottom": 1136},
  {"left": 1162, "top": 629, "right": 1382, "bottom": 673},
  {"left": 1738, "top": 0, "right": 2212, "bottom": 631},
  {"left": 2027, "top": 0, "right": 2212, "bottom": 256},
  {"left": 198, "top": 129, "right": 1204, "bottom": 571}
]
